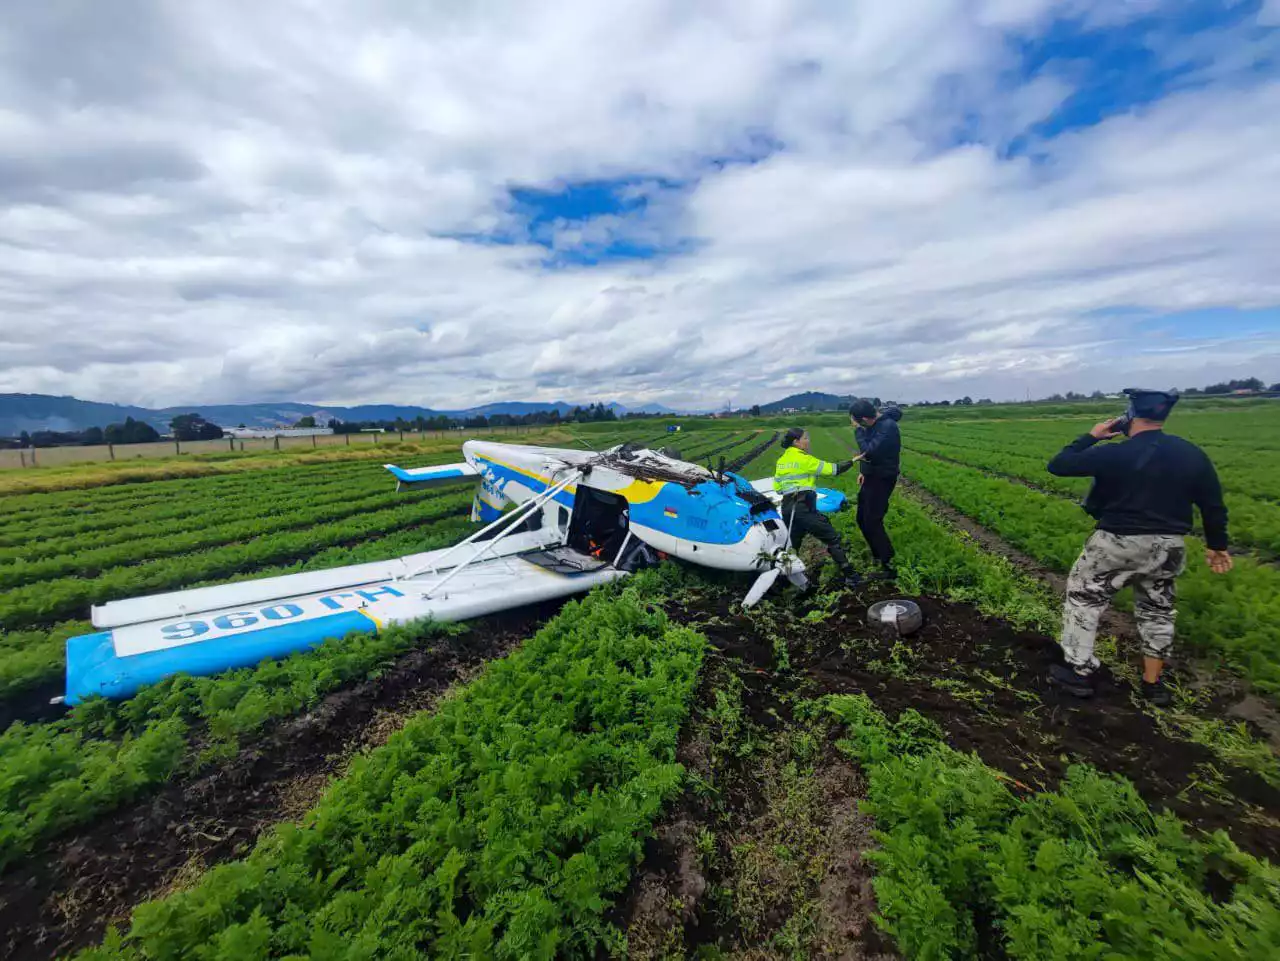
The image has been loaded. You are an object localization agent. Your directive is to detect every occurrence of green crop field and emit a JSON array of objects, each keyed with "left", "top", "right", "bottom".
[{"left": 1, "top": 409, "right": 1278, "bottom": 960}]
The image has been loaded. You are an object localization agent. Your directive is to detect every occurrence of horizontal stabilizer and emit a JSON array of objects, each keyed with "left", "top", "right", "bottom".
[
  {"left": 385, "top": 461, "right": 479, "bottom": 490},
  {"left": 749, "top": 478, "right": 846, "bottom": 514}
]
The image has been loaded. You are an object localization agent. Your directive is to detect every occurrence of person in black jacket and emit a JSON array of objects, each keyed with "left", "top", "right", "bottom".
[
  {"left": 1045, "top": 389, "right": 1232, "bottom": 706},
  {"left": 849, "top": 399, "right": 902, "bottom": 580}
]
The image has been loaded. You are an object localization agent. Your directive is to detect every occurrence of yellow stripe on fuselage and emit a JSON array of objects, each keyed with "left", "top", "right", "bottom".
[{"left": 479, "top": 456, "right": 667, "bottom": 505}]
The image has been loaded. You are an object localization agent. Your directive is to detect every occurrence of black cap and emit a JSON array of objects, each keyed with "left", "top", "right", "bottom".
[
  {"left": 781, "top": 427, "right": 805, "bottom": 448},
  {"left": 848, "top": 398, "right": 877, "bottom": 420},
  {"left": 1124, "top": 388, "right": 1180, "bottom": 421}
]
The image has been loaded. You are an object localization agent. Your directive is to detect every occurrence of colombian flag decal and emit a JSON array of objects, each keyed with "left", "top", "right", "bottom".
[{"left": 664, "top": 507, "right": 678, "bottom": 518}]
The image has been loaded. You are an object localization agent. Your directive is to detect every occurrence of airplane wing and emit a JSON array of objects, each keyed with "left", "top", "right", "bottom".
[
  {"left": 385, "top": 462, "right": 479, "bottom": 490},
  {"left": 749, "top": 478, "right": 846, "bottom": 513},
  {"left": 72, "top": 531, "right": 623, "bottom": 705}
]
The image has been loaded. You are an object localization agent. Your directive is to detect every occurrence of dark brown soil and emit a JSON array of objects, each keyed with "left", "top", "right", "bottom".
[
  {"left": 0, "top": 678, "right": 65, "bottom": 733},
  {"left": 671, "top": 586, "right": 1280, "bottom": 862},
  {"left": 899, "top": 479, "right": 1138, "bottom": 643},
  {"left": 0, "top": 604, "right": 553, "bottom": 961},
  {"left": 607, "top": 653, "right": 897, "bottom": 960},
  {"left": 609, "top": 579, "right": 1280, "bottom": 956},
  {"left": 901, "top": 480, "right": 1280, "bottom": 750}
]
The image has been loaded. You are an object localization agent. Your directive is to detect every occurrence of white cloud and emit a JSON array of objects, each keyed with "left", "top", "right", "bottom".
[{"left": 0, "top": 0, "right": 1277, "bottom": 410}]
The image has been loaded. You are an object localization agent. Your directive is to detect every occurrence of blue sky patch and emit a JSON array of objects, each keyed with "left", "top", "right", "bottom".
[
  {"left": 1004, "top": 1, "right": 1276, "bottom": 155},
  {"left": 1133, "top": 306, "right": 1280, "bottom": 341}
]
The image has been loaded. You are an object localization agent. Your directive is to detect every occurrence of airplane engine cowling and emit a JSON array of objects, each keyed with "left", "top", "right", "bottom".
[{"left": 471, "top": 474, "right": 510, "bottom": 522}]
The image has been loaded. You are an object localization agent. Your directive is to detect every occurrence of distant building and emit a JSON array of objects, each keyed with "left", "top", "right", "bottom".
[{"left": 225, "top": 427, "right": 335, "bottom": 439}]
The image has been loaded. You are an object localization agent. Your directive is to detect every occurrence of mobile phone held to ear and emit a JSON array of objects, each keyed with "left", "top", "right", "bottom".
[{"left": 1111, "top": 413, "right": 1132, "bottom": 436}]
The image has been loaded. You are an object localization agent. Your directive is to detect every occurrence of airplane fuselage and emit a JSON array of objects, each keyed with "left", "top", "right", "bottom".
[{"left": 462, "top": 440, "right": 792, "bottom": 572}]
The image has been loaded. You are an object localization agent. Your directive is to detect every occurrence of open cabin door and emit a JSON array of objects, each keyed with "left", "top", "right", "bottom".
[{"left": 566, "top": 487, "right": 630, "bottom": 562}]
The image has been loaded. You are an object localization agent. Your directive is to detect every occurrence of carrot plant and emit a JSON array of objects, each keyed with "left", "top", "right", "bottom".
[
  {"left": 78, "top": 571, "right": 706, "bottom": 960},
  {"left": 901, "top": 451, "right": 1280, "bottom": 697},
  {"left": 0, "top": 491, "right": 471, "bottom": 629},
  {"left": 826, "top": 694, "right": 1280, "bottom": 960},
  {"left": 0, "top": 614, "right": 467, "bottom": 871}
]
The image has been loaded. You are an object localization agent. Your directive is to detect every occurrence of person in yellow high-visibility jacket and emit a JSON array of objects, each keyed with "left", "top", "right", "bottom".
[{"left": 774, "top": 427, "right": 861, "bottom": 588}]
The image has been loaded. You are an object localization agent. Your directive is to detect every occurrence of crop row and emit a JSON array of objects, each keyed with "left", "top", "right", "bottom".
[
  {"left": 0, "top": 464, "right": 413, "bottom": 563},
  {"left": 806, "top": 430, "right": 1061, "bottom": 630},
  {"left": 908, "top": 407, "right": 1280, "bottom": 452},
  {"left": 908, "top": 423, "right": 1280, "bottom": 503},
  {"left": 0, "top": 484, "right": 446, "bottom": 589},
  {"left": 727, "top": 430, "right": 780, "bottom": 475},
  {"left": 902, "top": 438, "right": 1280, "bottom": 557},
  {"left": 0, "top": 449, "right": 456, "bottom": 536},
  {"left": 76, "top": 571, "right": 705, "bottom": 960},
  {"left": 825, "top": 694, "right": 1280, "bottom": 960},
  {"left": 0, "top": 614, "right": 465, "bottom": 872},
  {"left": 665, "top": 430, "right": 751, "bottom": 462},
  {"left": 910, "top": 416, "right": 1280, "bottom": 473},
  {"left": 0, "top": 515, "right": 476, "bottom": 703},
  {"left": 0, "top": 460, "right": 374, "bottom": 533},
  {"left": 0, "top": 431, "right": 472, "bottom": 499},
  {"left": 900, "top": 451, "right": 1280, "bottom": 697},
  {"left": 0, "top": 491, "right": 473, "bottom": 630}
]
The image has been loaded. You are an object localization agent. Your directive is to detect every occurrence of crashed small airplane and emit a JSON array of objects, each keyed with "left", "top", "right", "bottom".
[{"left": 63, "top": 440, "right": 845, "bottom": 704}]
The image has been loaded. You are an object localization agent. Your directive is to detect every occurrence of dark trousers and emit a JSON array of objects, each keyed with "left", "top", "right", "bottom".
[
  {"left": 783, "top": 493, "right": 854, "bottom": 574},
  {"left": 857, "top": 474, "right": 897, "bottom": 566}
]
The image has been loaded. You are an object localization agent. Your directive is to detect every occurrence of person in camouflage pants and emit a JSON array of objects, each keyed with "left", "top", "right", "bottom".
[
  {"left": 1060, "top": 530, "right": 1187, "bottom": 673},
  {"left": 1046, "top": 389, "right": 1231, "bottom": 707}
]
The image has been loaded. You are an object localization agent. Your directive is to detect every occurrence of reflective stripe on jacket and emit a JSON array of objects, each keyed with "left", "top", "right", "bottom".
[{"left": 774, "top": 446, "right": 836, "bottom": 496}]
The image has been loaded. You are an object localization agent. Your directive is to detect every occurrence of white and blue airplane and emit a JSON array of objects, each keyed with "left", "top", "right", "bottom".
[{"left": 63, "top": 440, "right": 846, "bottom": 704}]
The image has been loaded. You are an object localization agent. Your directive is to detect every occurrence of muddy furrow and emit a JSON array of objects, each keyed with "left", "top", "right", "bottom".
[
  {"left": 666, "top": 587, "right": 1280, "bottom": 863},
  {"left": 898, "top": 479, "right": 1280, "bottom": 750},
  {"left": 606, "top": 629, "right": 896, "bottom": 959},
  {"left": 0, "top": 604, "right": 555, "bottom": 961}
]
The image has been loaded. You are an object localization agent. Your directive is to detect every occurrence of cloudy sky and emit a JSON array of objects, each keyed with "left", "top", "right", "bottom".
[{"left": 1, "top": 1, "right": 1278, "bottom": 410}]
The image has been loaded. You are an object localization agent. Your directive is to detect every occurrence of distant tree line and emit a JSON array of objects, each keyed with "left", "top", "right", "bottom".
[
  {"left": 2, "top": 413, "right": 223, "bottom": 449},
  {"left": 329, "top": 402, "right": 622, "bottom": 434},
  {"left": 908, "top": 377, "right": 1279, "bottom": 408}
]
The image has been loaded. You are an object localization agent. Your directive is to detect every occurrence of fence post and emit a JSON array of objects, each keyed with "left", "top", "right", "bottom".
[
  {"left": 19, "top": 450, "right": 25, "bottom": 468},
  {"left": 312, "top": 434, "right": 317, "bottom": 448},
  {"left": 373, "top": 432, "right": 378, "bottom": 445},
  {"left": 274, "top": 435, "right": 280, "bottom": 451},
  {"left": 229, "top": 437, "right": 235, "bottom": 452},
  {"left": 399, "top": 430, "right": 404, "bottom": 442},
  {"left": 174, "top": 439, "right": 181, "bottom": 455},
  {"left": 109, "top": 443, "right": 115, "bottom": 461},
  {"left": 31, "top": 447, "right": 37, "bottom": 466},
  {"left": 345, "top": 433, "right": 350, "bottom": 446}
]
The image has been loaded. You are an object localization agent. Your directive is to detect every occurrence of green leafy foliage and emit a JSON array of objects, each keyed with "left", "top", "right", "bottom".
[
  {"left": 0, "top": 492, "right": 470, "bottom": 629},
  {"left": 79, "top": 576, "right": 706, "bottom": 960},
  {"left": 826, "top": 695, "right": 1280, "bottom": 961},
  {"left": 0, "top": 616, "right": 462, "bottom": 870},
  {"left": 900, "top": 450, "right": 1280, "bottom": 696}
]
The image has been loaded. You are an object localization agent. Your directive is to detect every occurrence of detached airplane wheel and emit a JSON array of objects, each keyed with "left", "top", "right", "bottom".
[{"left": 867, "top": 599, "right": 923, "bottom": 636}]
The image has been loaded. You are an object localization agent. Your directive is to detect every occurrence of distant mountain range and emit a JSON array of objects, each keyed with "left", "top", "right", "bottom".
[
  {"left": 759, "top": 391, "right": 858, "bottom": 413},
  {"left": 0, "top": 393, "right": 680, "bottom": 436}
]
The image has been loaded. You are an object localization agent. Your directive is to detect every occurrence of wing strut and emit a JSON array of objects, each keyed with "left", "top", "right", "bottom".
[{"left": 398, "top": 468, "right": 583, "bottom": 595}]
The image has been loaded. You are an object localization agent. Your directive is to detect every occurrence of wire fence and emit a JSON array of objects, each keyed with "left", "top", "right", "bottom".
[{"left": 0, "top": 426, "right": 545, "bottom": 471}]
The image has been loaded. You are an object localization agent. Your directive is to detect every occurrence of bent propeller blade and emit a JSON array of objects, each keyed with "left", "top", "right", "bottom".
[{"left": 743, "top": 567, "right": 780, "bottom": 608}]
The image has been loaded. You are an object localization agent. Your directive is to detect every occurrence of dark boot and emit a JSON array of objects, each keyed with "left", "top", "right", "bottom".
[
  {"left": 839, "top": 569, "right": 864, "bottom": 590},
  {"left": 866, "top": 563, "right": 896, "bottom": 582},
  {"left": 1141, "top": 678, "right": 1173, "bottom": 707},
  {"left": 1049, "top": 663, "right": 1095, "bottom": 698}
]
